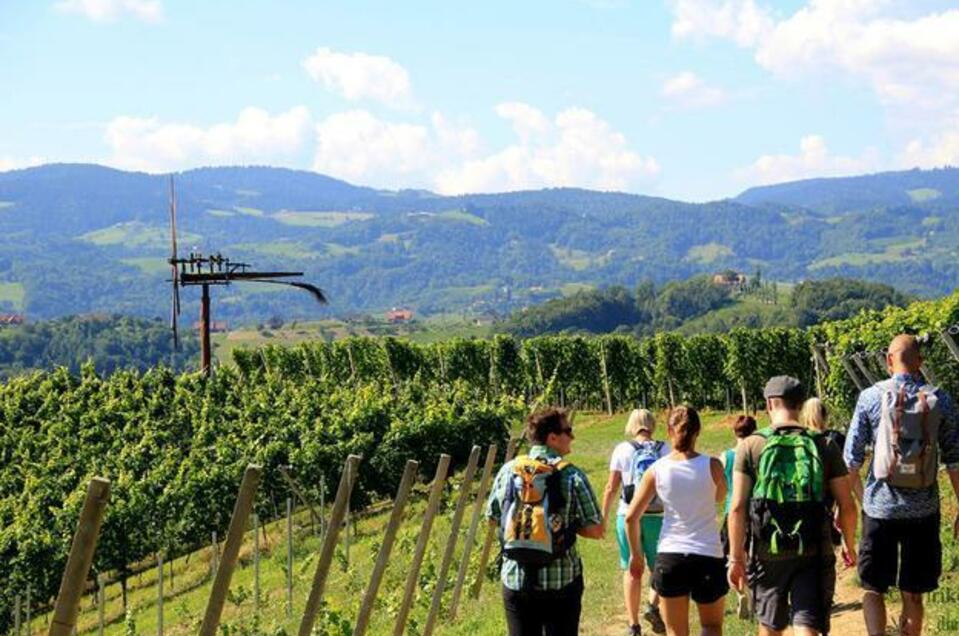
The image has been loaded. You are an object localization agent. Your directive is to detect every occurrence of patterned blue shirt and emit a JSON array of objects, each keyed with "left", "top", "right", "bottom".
[{"left": 843, "top": 372, "right": 959, "bottom": 519}]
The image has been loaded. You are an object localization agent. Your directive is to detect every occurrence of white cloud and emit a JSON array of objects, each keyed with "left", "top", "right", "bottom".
[
  {"left": 105, "top": 106, "right": 312, "bottom": 172},
  {"left": 661, "top": 72, "right": 726, "bottom": 108},
  {"left": 54, "top": 0, "right": 162, "bottom": 23},
  {"left": 668, "top": 0, "right": 774, "bottom": 47},
  {"left": 302, "top": 47, "right": 413, "bottom": 109},
  {"left": 901, "top": 117, "right": 959, "bottom": 168},
  {"left": 435, "top": 104, "right": 659, "bottom": 194},
  {"left": 0, "top": 156, "right": 44, "bottom": 172},
  {"left": 740, "top": 134, "right": 881, "bottom": 185}
]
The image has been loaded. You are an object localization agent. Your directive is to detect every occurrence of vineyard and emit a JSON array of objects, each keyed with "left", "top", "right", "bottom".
[{"left": 2, "top": 289, "right": 959, "bottom": 633}]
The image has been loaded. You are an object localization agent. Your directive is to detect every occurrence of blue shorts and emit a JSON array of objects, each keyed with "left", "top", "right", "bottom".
[{"left": 616, "top": 513, "right": 663, "bottom": 570}]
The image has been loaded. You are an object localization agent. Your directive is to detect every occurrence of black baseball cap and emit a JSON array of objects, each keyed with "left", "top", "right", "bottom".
[{"left": 763, "top": 375, "right": 804, "bottom": 401}]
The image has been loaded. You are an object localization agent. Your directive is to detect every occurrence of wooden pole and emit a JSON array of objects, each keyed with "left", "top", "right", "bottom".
[
  {"left": 352, "top": 460, "right": 419, "bottom": 636},
  {"left": 157, "top": 552, "right": 164, "bottom": 636},
  {"left": 840, "top": 357, "right": 867, "bottom": 391},
  {"left": 319, "top": 476, "right": 326, "bottom": 538},
  {"left": 298, "top": 454, "right": 363, "bottom": 636},
  {"left": 471, "top": 438, "right": 520, "bottom": 600},
  {"left": 200, "top": 283, "right": 212, "bottom": 376},
  {"left": 811, "top": 347, "right": 824, "bottom": 399},
  {"left": 199, "top": 464, "right": 263, "bottom": 636},
  {"left": 254, "top": 513, "right": 261, "bottom": 615},
  {"left": 852, "top": 354, "right": 878, "bottom": 386},
  {"left": 941, "top": 329, "right": 959, "bottom": 363},
  {"left": 393, "top": 455, "right": 452, "bottom": 636},
  {"left": 422, "top": 446, "right": 482, "bottom": 636},
  {"left": 97, "top": 576, "right": 104, "bottom": 636},
  {"left": 599, "top": 341, "right": 613, "bottom": 415},
  {"left": 15, "top": 594, "right": 21, "bottom": 636},
  {"left": 344, "top": 461, "right": 352, "bottom": 569},
  {"left": 25, "top": 585, "right": 30, "bottom": 634},
  {"left": 286, "top": 498, "right": 293, "bottom": 618},
  {"left": 211, "top": 532, "right": 218, "bottom": 578},
  {"left": 449, "top": 445, "right": 498, "bottom": 618},
  {"left": 278, "top": 466, "right": 322, "bottom": 533},
  {"left": 48, "top": 477, "right": 111, "bottom": 636}
]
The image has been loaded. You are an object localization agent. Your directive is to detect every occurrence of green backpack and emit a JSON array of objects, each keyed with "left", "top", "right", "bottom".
[{"left": 749, "top": 426, "right": 826, "bottom": 557}]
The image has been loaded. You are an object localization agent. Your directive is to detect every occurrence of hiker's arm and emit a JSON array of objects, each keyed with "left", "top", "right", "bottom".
[
  {"left": 625, "top": 470, "right": 655, "bottom": 578},
  {"left": 601, "top": 469, "right": 622, "bottom": 528},
  {"left": 573, "top": 470, "right": 605, "bottom": 539},
  {"left": 709, "top": 457, "right": 726, "bottom": 504},
  {"left": 848, "top": 467, "right": 864, "bottom": 507},
  {"left": 726, "top": 464, "right": 751, "bottom": 592},
  {"left": 843, "top": 390, "right": 873, "bottom": 472},
  {"left": 829, "top": 474, "right": 858, "bottom": 566}
]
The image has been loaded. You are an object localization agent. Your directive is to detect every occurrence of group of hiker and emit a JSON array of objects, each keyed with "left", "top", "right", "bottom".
[{"left": 485, "top": 334, "right": 959, "bottom": 636}]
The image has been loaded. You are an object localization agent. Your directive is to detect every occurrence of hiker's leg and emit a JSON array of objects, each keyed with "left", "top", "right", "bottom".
[
  {"left": 659, "top": 595, "right": 690, "bottom": 636},
  {"left": 543, "top": 577, "right": 583, "bottom": 636},
  {"left": 642, "top": 515, "right": 665, "bottom": 627},
  {"left": 695, "top": 598, "right": 724, "bottom": 636},
  {"left": 502, "top": 586, "right": 541, "bottom": 636},
  {"left": 624, "top": 569, "right": 642, "bottom": 625},
  {"left": 862, "top": 591, "right": 886, "bottom": 636},
  {"left": 899, "top": 592, "right": 924, "bottom": 636},
  {"left": 757, "top": 625, "right": 784, "bottom": 636}
]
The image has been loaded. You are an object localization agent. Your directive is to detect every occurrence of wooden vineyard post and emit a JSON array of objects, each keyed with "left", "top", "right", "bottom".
[
  {"left": 297, "top": 454, "right": 363, "bottom": 636},
  {"left": 48, "top": 477, "right": 111, "bottom": 636},
  {"left": 352, "top": 460, "right": 419, "bottom": 636},
  {"left": 840, "top": 357, "right": 867, "bottom": 391},
  {"left": 851, "top": 353, "right": 878, "bottom": 386},
  {"left": 319, "top": 476, "right": 326, "bottom": 538},
  {"left": 740, "top": 382, "right": 748, "bottom": 415},
  {"left": 15, "top": 594, "right": 21, "bottom": 636},
  {"left": 449, "top": 445, "right": 498, "bottom": 618},
  {"left": 941, "top": 327, "right": 959, "bottom": 363},
  {"left": 278, "top": 466, "right": 321, "bottom": 534},
  {"left": 97, "top": 575, "right": 104, "bottom": 636},
  {"left": 25, "top": 585, "right": 30, "bottom": 634},
  {"left": 599, "top": 341, "right": 613, "bottom": 415},
  {"left": 210, "top": 532, "right": 218, "bottom": 577},
  {"left": 253, "top": 513, "right": 261, "bottom": 615},
  {"left": 421, "top": 446, "right": 482, "bottom": 636},
  {"left": 199, "top": 464, "right": 263, "bottom": 636},
  {"left": 471, "top": 438, "right": 520, "bottom": 600},
  {"left": 286, "top": 498, "right": 293, "bottom": 618},
  {"left": 393, "top": 454, "right": 452, "bottom": 636},
  {"left": 157, "top": 552, "right": 164, "bottom": 636}
]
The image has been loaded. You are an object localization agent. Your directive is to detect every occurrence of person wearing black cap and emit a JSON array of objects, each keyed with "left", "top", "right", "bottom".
[{"left": 726, "top": 376, "right": 858, "bottom": 636}]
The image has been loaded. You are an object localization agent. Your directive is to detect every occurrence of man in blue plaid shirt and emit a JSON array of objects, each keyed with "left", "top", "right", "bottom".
[
  {"left": 844, "top": 334, "right": 959, "bottom": 636},
  {"left": 486, "top": 407, "right": 605, "bottom": 635}
]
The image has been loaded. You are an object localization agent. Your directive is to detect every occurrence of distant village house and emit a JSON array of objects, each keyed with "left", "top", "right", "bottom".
[
  {"left": 0, "top": 313, "right": 24, "bottom": 326},
  {"left": 712, "top": 270, "right": 748, "bottom": 290},
  {"left": 387, "top": 308, "right": 414, "bottom": 323}
]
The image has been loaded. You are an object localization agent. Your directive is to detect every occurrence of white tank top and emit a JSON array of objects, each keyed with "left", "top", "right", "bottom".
[{"left": 653, "top": 454, "right": 723, "bottom": 558}]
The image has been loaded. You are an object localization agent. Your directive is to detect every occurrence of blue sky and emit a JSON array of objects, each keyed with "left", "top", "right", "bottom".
[{"left": 1, "top": 0, "right": 958, "bottom": 201}]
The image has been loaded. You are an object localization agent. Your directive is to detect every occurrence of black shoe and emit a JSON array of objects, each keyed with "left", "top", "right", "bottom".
[
  {"left": 643, "top": 604, "right": 666, "bottom": 634},
  {"left": 628, "top": 625, "right": 642, "bottom": 636}
]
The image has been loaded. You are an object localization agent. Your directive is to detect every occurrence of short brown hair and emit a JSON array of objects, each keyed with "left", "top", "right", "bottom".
[
  {"left": 526, "top": 407, "right": 569, "bottom": 444},
  {"left": 733, "top": 415, "right": 757, "bottom": 439},
  {"left": 668, "top": 406, "right": 701, "bottom": 452}
]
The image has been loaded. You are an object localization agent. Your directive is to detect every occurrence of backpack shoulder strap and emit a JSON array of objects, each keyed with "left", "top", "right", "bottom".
[{"left": 628, "top": 440, "right": 642, "bottom": 451}]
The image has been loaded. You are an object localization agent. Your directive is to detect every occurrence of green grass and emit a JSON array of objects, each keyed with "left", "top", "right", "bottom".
[
  {"left": 324, "top": 243, "right": 361, "bottom": 257},
  {"left": 235, "top": 189, "right": 260, "bottom": 197},
  {"left": 235, "top": 206, "right": 264, "bottom": 217},
  {"left": 231, "top": 241, "right": 321, "bottom": 260},
  {"left": 549, "top": 245, "right": 613, "bottom": 271},
  {"left": 907, "top": 188, "right": 941, "bottom": 202},
  {"left": 436, "top": 210, "right": 489, "bottom": 226},
  {"left": 271, "top": 211, "right": 375, "bottom": 227},
  {"left": 686, "top": 243, "right": 734, "bottom": 264},
  {"left": 560, "top": 282, "right": 595, "bottom": 297},
  {"left": 808, "top": 238, "right": 925, "bottom": 271},
  {"left": 79, "top": 223, "right": 201, "bottom": 249},
  {"left": 206, "top": 209, "right": 236, "bottom": 218},
  {"left": 119, "top": 257, "right": 169, "bottom": 275},
  {"left": 0, "top": 281, "right": 25, "bottom": 309}
]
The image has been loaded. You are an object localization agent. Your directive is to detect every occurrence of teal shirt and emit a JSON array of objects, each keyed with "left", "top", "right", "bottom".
[
  {"left": 485, "top": 445, "right": 602, "bottom": 591},
  {"left": 723, "top": 447, "right": 735, "bottom": 517}
]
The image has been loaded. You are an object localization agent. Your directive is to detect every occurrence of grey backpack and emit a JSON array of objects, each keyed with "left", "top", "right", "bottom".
[{"left": 873, "top": 379, "right": 940, "bottom": 489}]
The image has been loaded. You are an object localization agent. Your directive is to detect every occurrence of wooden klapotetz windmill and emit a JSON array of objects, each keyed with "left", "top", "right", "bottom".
[{"left": 167, "top": 177, "right": 327, "bottom": 375}]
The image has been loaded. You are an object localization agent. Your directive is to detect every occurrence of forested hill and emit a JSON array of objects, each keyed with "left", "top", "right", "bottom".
[{"left": 0, "top": 163, "right": 957, "bottom": 324}]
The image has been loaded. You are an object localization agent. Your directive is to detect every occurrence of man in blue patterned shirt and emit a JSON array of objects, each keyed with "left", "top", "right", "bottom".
[
  {"left": 486, "top": 407, "right": 604, "bottom": 635},
  {"left": 844, "top": 334, "right": 959, "bottom": 636}
]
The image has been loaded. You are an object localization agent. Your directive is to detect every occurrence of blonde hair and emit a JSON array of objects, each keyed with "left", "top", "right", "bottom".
[
  {"left": 800, "top": 397, "right": 828, "bottom": 432},
  {"left": 625, "top": 408, "right": 656, "bottom": 437}
]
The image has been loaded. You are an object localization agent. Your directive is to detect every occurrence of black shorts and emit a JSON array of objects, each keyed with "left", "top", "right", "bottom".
[
  {"left": 859, "top": 513, "right": 942, "bottom": 594},
  {"left": 652, "top": 552, "right": 729, "bottom": 604},
  {"left": 749, "top": 555, "right": 835, "bottom": 633}
]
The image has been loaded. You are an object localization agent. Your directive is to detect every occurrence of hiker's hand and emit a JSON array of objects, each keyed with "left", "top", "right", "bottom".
[
  {"left": 841, "top": 542, "right": 857, "bottom": 568},
  {"left": 628, "top": 555, "right": 644, "bottom": 579},
  {"left": 727, "top": 560, "right": 746, "bottom": 592}
]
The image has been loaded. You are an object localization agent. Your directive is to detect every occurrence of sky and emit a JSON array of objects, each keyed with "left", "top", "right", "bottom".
[{"left": 1, "top": 0, "right": 958, "bottom": 201}]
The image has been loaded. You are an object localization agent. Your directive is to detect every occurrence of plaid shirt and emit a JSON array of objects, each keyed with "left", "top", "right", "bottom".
[
  {"left": 844, "top": 372, "right": 959, "bottom": 519},
  {"left": 485, "top": 445, "right": 602, "bottom": 591}
]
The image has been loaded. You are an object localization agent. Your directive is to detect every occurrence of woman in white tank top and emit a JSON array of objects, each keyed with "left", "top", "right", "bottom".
[{"left": 625, "top": 406, "right": 728, "bottom": 636}]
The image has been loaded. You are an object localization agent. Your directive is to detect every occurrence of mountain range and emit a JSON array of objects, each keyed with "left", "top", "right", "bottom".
[{"left": 0, "top": 163, "right": 956, "bottom": 324}]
